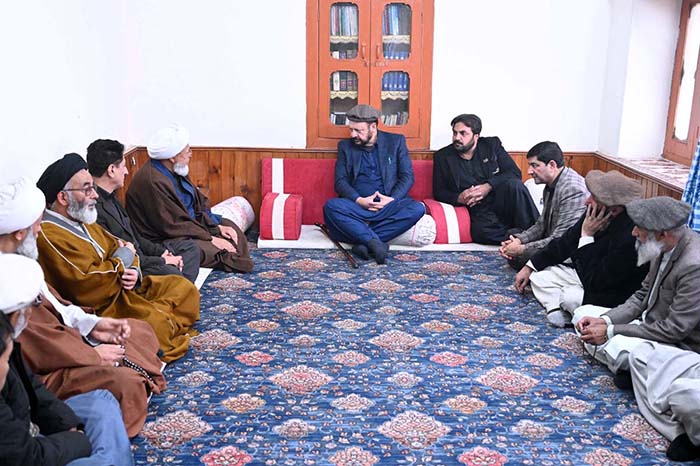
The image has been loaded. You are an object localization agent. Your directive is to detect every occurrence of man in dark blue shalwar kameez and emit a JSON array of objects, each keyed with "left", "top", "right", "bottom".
[{"left": 323, "top": 105, "right": 425, "bottom": 264}]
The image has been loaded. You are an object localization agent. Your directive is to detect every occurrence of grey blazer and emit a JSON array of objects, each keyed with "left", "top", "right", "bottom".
[
  {"left": 515, "top": 167, "right": 588, "bottom": 258},
  {"left": 606, "top": 227, "right": 700, "bottom": 352}
]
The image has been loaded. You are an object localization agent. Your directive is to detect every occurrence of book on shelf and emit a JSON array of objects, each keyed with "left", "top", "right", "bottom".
[
  {"left": 330, "top": 4, "right": 358, "bottom": 37},
  {"left": 332, "top": 72, "right": 340, "bottom": 91}
]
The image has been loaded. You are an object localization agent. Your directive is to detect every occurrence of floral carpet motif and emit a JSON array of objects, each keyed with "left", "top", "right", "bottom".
[{"left": 132, "top": 249, "right": 677, "bottom": 465}]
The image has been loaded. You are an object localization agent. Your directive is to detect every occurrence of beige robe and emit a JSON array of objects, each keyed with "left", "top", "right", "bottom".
[{"left": 37, "top": 215, "right": 200, "bottom": 362}]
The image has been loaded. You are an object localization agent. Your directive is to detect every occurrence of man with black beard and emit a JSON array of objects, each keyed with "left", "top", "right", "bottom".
[
  {"left": 574, "top": 197, "right": 700, "bottom": 383},
  {"left": 432, "top": 114, "right": 539, "bottom": 244},
  {"left": 323, "top": 104, "right": 425, "bottom": 264}
]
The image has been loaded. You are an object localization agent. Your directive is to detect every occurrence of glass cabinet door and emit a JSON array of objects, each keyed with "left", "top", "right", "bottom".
[
  {"left": 381, "top": 3, "right": 411, "bottom": 60},
  {"left": 330, "top": 71, "right": 359, "bottom": 125},
  {"left": 381, "top": 71, "right": 409, "bottom": 126},
  {"left": 329, "top": 3, "right": 359, "bottom": 59}
]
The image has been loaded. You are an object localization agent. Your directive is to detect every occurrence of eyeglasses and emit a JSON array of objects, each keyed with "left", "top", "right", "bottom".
[{"left": 62, "top": 185, "right": 97, "bottom": 196}]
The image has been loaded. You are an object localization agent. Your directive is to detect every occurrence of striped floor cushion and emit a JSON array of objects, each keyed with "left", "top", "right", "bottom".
[
  {"left": 259, "top": 193, "right": 303, "bottom": 240},
  {"left": 422, "top": 199, "right": 472, "bottom": 244}
]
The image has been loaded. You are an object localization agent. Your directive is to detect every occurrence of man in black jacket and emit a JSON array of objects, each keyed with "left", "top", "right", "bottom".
[
  {"left": 0, "top": 253, "right": 133, "bottom": 466},
  {"left": 87, "top": 139, "right": 200, "bottom": 282},
  {"left": 514, "top": 170, "right": 648, "bottom": 328},
  {"left": 432, "top": 114, "right": 539, "bottom": 244}
]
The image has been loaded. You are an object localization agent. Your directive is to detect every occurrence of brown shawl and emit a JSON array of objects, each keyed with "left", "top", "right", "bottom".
[
  {"left": 17, "top": 284, "right": 167, "bottom": 437},
  {"left": 125, "top": 160, "right": 253, "bottom": 273}
]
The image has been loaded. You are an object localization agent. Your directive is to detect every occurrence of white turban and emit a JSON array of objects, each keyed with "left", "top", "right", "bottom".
[
  {"left": 0, "top": 254, "right": 44, "bottom": 314},
  {"left": 0, "top": 177, "right": 46, "bottom": 235},
  {"left": 147, "top": 123, "right": 190, "bottom": 160}
]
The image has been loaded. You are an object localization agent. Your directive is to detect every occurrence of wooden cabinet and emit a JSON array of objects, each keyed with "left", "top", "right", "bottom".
[{"left": 307, "top": 0, "right": 434, "bottom": 149}]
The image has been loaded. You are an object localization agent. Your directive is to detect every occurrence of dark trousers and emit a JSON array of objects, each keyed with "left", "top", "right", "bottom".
[
  {"left": 323, "top": 197, "right": 425, "bottom": 244},
  {"left": 142, "top": 239, "right": 201, "bottom": 283},
  {"left": 470, "top": 178, "right": 539, "bottom": 245}
]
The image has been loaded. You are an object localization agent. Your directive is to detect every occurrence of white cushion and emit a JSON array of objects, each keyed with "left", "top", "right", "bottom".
[
  {"left": 211, "top": 196, "right": 255, "bottom": 231},
  {"left": 389, "top": 214, "right": 436, "bottom": 246}
]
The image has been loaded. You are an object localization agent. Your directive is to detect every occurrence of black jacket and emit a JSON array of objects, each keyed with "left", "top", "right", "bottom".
[
  {"left": 432, "top": 136, "right": 522, "bottom": 206},
  {"left": 530, "top": 211, "right": 649, "bottom": 308},
  {"left": 95, "top": 185, "right": 167, "bottom": 272},
  {"left": 0, "top": 344, "right": 91, "bottom": 466}
]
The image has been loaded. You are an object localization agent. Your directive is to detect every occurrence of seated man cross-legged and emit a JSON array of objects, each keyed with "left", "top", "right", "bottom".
[
  {"left": 575, "top": 197, "right": 700, "bottom": 380},
  {"left": 432, "top": 113, "right": 539, "bottom": 244},
  {"left": 126, "top": 124, "right": 254, "bottom": 274},
  {"left": 499, "top": 141, "right": 588, "bottom": 270},
  {"left": 87, "top": 138, "right": 200, "bottom": 283},
  {"left": 323, "top": 104, "right": 425, "bottom": 264},
  {"left": 36, "top": 153, "right": 200, "bottom": 362},
  {"left": 514, "top": 170, "right": 648, "bottom": 327}
]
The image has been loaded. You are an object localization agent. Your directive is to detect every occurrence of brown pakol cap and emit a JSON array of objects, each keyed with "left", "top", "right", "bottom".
[{"left": 584, "top": 170, "right": 643, "bottom": 207}]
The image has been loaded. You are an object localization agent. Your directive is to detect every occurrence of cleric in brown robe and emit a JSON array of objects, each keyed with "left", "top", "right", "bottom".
[
  {"left": 125, "top": 123, "right": 254, "bottom": 273},
  {"left": 0, "top": 177, "right": 166, "bottom": 437},
  {"left": 35, "top": 153, "right": 200, "bottom": 363}
]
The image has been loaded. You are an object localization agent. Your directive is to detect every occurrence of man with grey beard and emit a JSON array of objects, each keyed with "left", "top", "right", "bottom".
[
  {"left": 125, "top": 124, "right": 253, "bottom": 273},
  {"left": 574, "top": 197, "right": 700, "bottom": 382},
  {"left": 0, "top": 176, "right": 167, "bottom": 437},
  {"left": 35, "top": 153, "right": 200, "bottom": 363}
]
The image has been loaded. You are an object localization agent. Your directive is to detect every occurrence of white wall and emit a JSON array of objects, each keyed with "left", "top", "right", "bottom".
[
  {"left": 121, "top": 0, "right": 307, "bottom": 149},
  {"left": 615, "top": 0, "right": 681, "bottom": 158},
  {"left": 0, "top": 0, "right": 685, "bottom": 182},
  {"left": 431, "top": 0, "right": 610, "bottom": 151},
  {"left": 0, "top": 1, "right": 125, "bottom": 182}
]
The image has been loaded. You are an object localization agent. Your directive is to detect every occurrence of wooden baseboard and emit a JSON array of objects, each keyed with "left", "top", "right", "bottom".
[{"left": 120, "top": 147, "right": 682, "bottom": 227}]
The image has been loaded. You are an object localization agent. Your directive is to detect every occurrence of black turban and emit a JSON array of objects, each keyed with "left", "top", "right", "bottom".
[{"left": 36, "top": 153, "right": 88, "bottom": 204}]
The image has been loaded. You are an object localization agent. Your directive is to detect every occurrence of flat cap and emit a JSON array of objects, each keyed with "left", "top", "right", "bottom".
[
  {"left": 346, "top": 104, "right": 381, "bottom": 123},
  {"left": 584, "top": 170, "right": 643, "bottom": 207},
  {"left": 627, "top": 196, "right": 691, "bottom": 231},
  {"left": 36, "top": 153, "right": 88, "bottom": 204}
]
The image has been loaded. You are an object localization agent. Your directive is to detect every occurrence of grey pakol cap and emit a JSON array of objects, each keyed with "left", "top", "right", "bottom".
[
  {"left": 626, "top": 196, "right": 691, "bottom": 231},
  {"left": 346, "top": 104, "right": 381, "bottom": 123}
]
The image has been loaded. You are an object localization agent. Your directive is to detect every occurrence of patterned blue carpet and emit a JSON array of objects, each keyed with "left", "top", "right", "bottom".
[{"left": 131, "top": 249, "right": 677, "bottom": 465}]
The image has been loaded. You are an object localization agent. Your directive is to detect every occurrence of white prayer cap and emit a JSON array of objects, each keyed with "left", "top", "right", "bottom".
[
  {"left": 0, "top": 254, "right": 44, "bottom": 314},
  {"left": 147, "top": 123, "right": 190, "bottom": 160},
  {"left": 0, "top": 177, "right": 46, "bottom": 235}
]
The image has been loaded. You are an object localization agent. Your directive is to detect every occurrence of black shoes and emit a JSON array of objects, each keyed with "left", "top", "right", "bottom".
[
  {"left": 667, "top": 433, "right": 700, "bottom": 462},
  {"left": 612, "top": 370, "right": 633, "bottom": 390}
]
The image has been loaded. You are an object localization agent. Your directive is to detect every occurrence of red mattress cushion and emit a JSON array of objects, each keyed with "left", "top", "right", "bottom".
[
  {"left": 423, "top": 199, "right": 472, "bottom": 244},
  {"left": 259, "top": 192, "right": 303, "bottom": 240}
]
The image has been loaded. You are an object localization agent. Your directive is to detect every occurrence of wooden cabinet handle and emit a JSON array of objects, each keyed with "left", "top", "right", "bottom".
[
  {"left": 376, "top": 44, "right": 381, "bottom": 59},
  {"left": 361, "top": 43, "right": 366, "bottom": 59}
]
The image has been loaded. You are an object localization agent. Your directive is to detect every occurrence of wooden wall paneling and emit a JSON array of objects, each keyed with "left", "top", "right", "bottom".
[{"left": 118, "top": 148, "right": 683, "bottom": 230}]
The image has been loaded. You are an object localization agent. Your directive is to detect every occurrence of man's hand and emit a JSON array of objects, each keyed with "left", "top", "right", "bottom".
[
  {"left": 117, "top": 239, "right": 136, "bottom": 255},
  {"left": 514, "top": 266, "right": 533, "bottom": 293},
  {"left": 373, "top": 192, "right": 394, "bottom": 208},
  {"left": 581, "top": 204, "right": 613, "bottom": 237},
  {"left": 162, "top": 250, "right": 184, "bottom": 271},
  {"left": 356, "top": 192, "right": 386, "bottom": 212},
  {"left": 218, "top": 225, "right": 239, "bottom": 245},
  {"left": 120, "top": 268, "right": 138, "bottom": 290},
  {"left": 462, "top": 183, "right": 493, "bottom": 207},
  {"left": 94, "top": 344, "right": 126, "bottom": 367},
  {"left": 577, "top": 316, "right": 609, "bottom": 345},
  {"left": 499, "top": 235, "right": 524, "bottom": 260},
  {"left": 89, "top": 318, "right": 131, "bottom": 344},
  {"left": 212, "top": 236, "right": 236, "bottom": 253}
]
